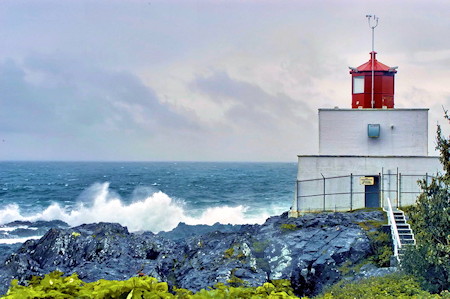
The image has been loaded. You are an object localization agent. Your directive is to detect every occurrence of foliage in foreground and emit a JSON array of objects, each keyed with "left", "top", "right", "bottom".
[
  {"left": 2, "top": 271, "right": 302, "bottom": 299},
  {"left": 316, "top": 274, "right": 449, "bottom": 299},
  {"left": 4, "top": 271, "right": 450, "bottom": 299},
  {"left": 402, "top": 120, "right": 450, "bottom": 293}
]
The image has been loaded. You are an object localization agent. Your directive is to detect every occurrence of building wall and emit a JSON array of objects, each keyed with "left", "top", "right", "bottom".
[
  {"left": 297, "top": 155, "right": 440, "bottom": 180},
  {"left": 319, "top": 109, "right": 429, "bottom": 156},
  {"left": 290, "top": 155, "right": 440, "bottom": 215}
]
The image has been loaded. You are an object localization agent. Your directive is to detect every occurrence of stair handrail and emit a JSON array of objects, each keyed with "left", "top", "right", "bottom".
[{"left": 385, "top": 197, "right": 402, "bottom": 260}]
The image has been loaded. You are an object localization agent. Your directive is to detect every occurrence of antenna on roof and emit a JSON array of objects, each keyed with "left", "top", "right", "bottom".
[{"left": 366, "top": 14, "right": 379, "bottom": 109}]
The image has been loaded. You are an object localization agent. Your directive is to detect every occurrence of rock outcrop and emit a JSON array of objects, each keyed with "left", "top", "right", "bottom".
[{"left": 0, "top": 211, "right": 387, "bottom": 296}]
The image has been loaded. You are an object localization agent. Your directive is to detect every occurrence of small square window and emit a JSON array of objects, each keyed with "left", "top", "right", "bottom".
[
  {"left": 368, "top": 124, "right": 380, "bottom": 138},
  {"left": 353, "top": 76, "right": 364, "bottom": 94}
]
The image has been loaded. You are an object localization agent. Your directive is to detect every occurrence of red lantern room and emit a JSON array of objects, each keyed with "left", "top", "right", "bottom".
[{"left": 349, "top": 52, "right": 397, "bottom": 109}]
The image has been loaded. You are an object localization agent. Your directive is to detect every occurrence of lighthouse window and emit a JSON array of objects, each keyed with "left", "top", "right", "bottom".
[
  {"left": 368, "top": 124, "right": 380, "bottom": 138},
  {"left": 353, "top": 76, "right": 364, "bottom": 94}
]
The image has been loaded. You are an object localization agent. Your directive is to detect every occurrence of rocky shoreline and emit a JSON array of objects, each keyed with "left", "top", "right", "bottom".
[{"left": 0, "top": 210, "right": 396, "bottom": 297}]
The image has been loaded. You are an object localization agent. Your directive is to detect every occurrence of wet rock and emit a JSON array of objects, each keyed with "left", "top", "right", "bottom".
[
  {"left": 0, "top": 210, "right": 389, "bottom": 296},
  {"left": 158, "top": 222, "right": 241, "bottom": 241}
]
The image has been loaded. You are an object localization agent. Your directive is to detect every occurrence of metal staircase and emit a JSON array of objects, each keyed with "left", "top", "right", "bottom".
[
  {"left": 384, "top": 198, "right": 416, "bottom": 264},
  {"left": 391, "top": 209, "right": 415, "bottom": 259}
]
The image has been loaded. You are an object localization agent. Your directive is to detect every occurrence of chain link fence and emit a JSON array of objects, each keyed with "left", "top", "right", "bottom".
[{"left": 292, "top": 172, "right": 433, "bottom": 213}]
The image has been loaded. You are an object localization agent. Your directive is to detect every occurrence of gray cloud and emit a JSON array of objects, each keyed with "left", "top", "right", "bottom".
[
  {"left": 187, "top": 71, "right": 318, "bottom": 160},
  {"left": 191, "top": 71, "right": 315, "bottom": 131},
  {"left": 0, "top": 55, "right": 205, "bottom": 160},
  {"left": 1, "top": 55, "right": 194, "bottom": 136}
]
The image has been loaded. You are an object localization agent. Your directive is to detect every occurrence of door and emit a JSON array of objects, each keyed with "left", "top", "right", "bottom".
[{"left": 365, "top": 176, "right": 380, "bottom": 208}]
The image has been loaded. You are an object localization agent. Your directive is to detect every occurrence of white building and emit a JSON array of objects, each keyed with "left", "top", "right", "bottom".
[{"left": 289, "top": 53, "right": 441, "bottom": 217}]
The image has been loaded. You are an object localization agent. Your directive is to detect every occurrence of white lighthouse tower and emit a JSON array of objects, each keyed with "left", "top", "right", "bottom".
[{"left": 289, "top": 18, "right": 440, "bottom": 216}]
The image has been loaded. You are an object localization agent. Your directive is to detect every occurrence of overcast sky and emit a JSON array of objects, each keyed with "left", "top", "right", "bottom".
[{"left": 1, "top": 0, "right": 450, "bottom": 162}]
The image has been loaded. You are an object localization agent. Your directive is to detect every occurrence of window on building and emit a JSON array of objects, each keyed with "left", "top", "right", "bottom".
[
  {"left": 353, "top": 76, "right": 364, "bottom": 94},
  {"left": 368, "top": 124, "right": 380, "bottom": 138}
]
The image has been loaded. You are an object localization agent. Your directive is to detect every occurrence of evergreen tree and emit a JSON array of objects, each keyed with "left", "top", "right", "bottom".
[{"left": 402, "top": 116, "right": 450, "bottom": 293}]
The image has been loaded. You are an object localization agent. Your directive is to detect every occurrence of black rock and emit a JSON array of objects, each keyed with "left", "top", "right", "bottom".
[
  {"left": 158, "top": 222, "right": 242, "bottom": 241},
  {"left": 0, "top": 210, "right": 389, "bottom": 297}
]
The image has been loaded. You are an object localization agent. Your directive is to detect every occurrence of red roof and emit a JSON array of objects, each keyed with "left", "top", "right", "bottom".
[{"left": 353, "top": 52, "right": 396, "bottom": 73}]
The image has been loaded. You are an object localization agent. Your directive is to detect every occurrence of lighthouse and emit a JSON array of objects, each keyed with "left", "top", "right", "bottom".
[
  {"left": 350, "top": 52, "right": 397, "bottom": 109},
  {"left": 289, "top": 22, "right": 440, "bottom": 217}
]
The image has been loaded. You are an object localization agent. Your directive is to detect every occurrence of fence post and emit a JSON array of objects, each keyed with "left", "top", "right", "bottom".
[
  {"left": 350, "top": 173, "right": 353, "bottom": 211},
  {"left": 396, "top": 168, "right": 399, "bottom": 207},
  {"left": 379, "top": 172, "right": 383, "bottom": 208},
  {"left": 398, "top": 173, "right": 402, "bottom": 208},
  {"left": 321, "top": 173, "right": 326, "bottom": 211}
]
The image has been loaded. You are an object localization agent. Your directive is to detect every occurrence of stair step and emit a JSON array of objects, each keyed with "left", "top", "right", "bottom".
[
  {"left": 396, "top": 224, "right": 410, "bottom": 229},
  {"left": 398, "top": 229, "right": 412, "bottom": 235},
  {"left": 399, "top": 234, "right": 414, "bottom": 240},
  {"left": 401, "top": 239, "right": 416, "bottom": 245},
  {"left": 399, "top": 232, "right": 413, "bottom": 236}
]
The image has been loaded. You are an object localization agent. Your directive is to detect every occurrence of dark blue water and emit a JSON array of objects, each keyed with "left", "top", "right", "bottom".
[{"left": 0, "top": 162, "right": 296, "bottom": 239}]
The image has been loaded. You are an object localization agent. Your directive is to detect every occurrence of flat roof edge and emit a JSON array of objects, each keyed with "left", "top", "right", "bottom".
[
  {"left": 319, "top": 108, "right": 429, "bottom": 111},
  {"left": 297, "top": 155, "right": 439, "bottom": 158}
]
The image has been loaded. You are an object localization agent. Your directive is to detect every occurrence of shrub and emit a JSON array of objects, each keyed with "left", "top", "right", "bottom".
[
  {"left": 316, "top": 274, "right": 437, "bottom": 299},
  {"left": 3, "top": 271, "right": 303, "bottom": 299},
  {"left": 402, "top": 119, "right": 450, "bottom": 293}
]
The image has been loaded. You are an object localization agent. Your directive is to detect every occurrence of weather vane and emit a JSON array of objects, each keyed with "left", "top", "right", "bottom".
[{"left": 366, "top": 14, "right": 379, "bottom": 108}]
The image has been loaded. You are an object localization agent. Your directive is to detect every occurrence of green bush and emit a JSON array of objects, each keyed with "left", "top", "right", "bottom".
[
  {"left": 3, "top": 271, "right": 172, "bottom": 299},
  {"left": 316, "top": 274, "right": 439, "bottom": 299},
  {"left": 2, "top": 271, "right": 303, "bottom": 299},
  {"left": 367, "top": 230, "right": 392, "bottom": 267},
  {"left": 4, "top": 264, "right": 448, "bottom": 298},
  {"left": 401, "top": 119, "right": 450, "bottom": 293},
  {"left": 188, "top": 280, "right": 300, "bottom": 299}
]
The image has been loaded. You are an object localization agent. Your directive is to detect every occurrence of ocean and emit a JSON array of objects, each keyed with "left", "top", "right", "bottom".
[{"left": 0, "top": 161, "right": 297, "bottom": 244}]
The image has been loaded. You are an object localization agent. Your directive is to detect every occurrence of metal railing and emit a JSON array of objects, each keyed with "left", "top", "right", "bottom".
[{"left": 385, "top": 197, "right": 401, "bottom": 262}]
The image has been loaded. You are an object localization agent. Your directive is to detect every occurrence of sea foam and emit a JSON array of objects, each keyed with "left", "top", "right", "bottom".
[{"left": 0, "top": 182, "right": 269, "bottom": 233}]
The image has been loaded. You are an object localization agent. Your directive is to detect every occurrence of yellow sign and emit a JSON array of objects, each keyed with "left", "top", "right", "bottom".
[{"left": 360, "top": 177, "right": 374, "bottom": 185}]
